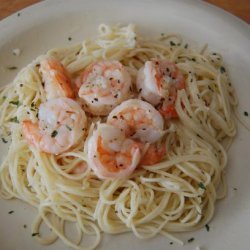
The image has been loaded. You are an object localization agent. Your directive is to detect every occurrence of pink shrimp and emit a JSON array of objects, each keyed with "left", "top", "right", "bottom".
[
  {"left": 107, "top": 99, "right": 164, "bottom": 144},
  {"left": 22, "top": 97, "right": 87, "bottom": 155},
  {"left": 76, "top": 60, "right": 131, "bottom": 115},
  {"left": 137, "top": 59, "right": 185, "bottom": 119},
  {"left": 39, "top": 56, "right": 74, "bottom": 100},
  {"left": 140, "top": 143, "right": 166, "bottom": 166},
  {"left": 87, "top": 124, "right": 141, "bottom": 179}
]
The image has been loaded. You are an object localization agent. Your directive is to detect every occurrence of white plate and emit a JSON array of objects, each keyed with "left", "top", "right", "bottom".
[{"left": 0, "top": 0, "right": 250, "bottom": 249}]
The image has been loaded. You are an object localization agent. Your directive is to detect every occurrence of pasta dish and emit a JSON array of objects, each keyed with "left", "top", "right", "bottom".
[{"left": 0, "top": 24, "right": 237, "bottom": 249}]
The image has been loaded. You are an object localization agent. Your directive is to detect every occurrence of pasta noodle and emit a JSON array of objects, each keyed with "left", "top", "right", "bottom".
[{"left": 0, "top": 24, "right": 237, "bottom": 249}]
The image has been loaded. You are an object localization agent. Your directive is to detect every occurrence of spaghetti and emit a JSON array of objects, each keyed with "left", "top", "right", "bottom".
[{"left": 0, "top": 24, "right": 237, "bottom": 249}]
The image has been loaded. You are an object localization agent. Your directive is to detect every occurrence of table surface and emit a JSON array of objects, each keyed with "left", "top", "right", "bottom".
[{"left": 0, "top": 0, "right": 250, "bottom": 23}]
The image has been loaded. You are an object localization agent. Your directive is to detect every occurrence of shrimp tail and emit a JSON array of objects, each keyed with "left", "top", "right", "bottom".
[{"left": 22, "top": 120, "right": 41, "bottom": 149}]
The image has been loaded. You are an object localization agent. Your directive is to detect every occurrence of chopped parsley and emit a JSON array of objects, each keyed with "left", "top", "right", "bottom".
[
  {"left": 10, "top": 117, "right": 19, "bottom": 123},
  {"left": 1, "top": 138, "right": 8, "bottom": 143},
  {"left": 7, "top": 66, "right": 18, "bottom": 70},
  {"left": 66, "top": 125, "right": 72, "bottom": 131},
  {"left": 205, "top": 224, "right": 210, "bottom": 232},
  {"left": 187, "top": 237, "right": 195, "bottom": 243},
  {"left": 198, "top": 182, "right": 206, "bottom": 190},
  {"left": 220, "top": 66, "right": 226, "bottom": 73},
  {"left": 9, "top": 100, "right": 20, "bottom": 106},
  {"left": 51, "top": 130, "right": 58, "bottom": 137},
  {"left": 170, "top": 41, "right": 176, "bottom": 46}
]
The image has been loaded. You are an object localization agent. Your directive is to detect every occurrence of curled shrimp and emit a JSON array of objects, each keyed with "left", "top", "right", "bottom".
[
  {"left": 107, "top": 99, "right": 164, "bottom": 143},
  {"left": 87, "top": 123, "right": 141, "bottom": 179},
  {"left": 136, "top": 59, "right": 185, "bottom": 119},
  {"left": 22, "top": 97, "right": 87, "bottom": 155},
  {"left": 39, "top": 56, "right": 74, "bottom": 99},
  {"left": 76, "top": 60, "right": 131, "bottom": 115}
]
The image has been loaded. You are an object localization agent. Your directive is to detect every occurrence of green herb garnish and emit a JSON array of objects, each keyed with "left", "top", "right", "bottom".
[
  {"left": 1, "top": 138, "right": 8, "bottom": 143},
  {"left": 170, "top": 41, "right": 176, "bottom": 46},
  {"left": 7, "top": 66, "right": 18, "bottom": 70},
  {"left": 9, "top": 101, "right": 20, "bottom": 106},
  {"left": 220, "top": 66, "right": 226, "bottom": 73},
  {"left": 10, "top": 117, "right": 19, "bottom": 123},
  {"left": 198, "top": 182, "right": 206, "bottom": 190},
  {"left": 187, "top": 237, "right": 195, "bottom": 243},
  {"left": 66, "top": 125, "right": 72, "bottom": 131}
]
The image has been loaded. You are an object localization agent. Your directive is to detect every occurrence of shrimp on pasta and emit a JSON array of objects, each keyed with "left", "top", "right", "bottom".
[
  {"left": 22, "top": 97, "right": 87, "bottom": 155},
  {"left": 107, "top": 99, "right": 164, "bottom": 143},
  {"left": 76, "top": 60, "right": 131, "bottom": 115},
  {"left": 136, "top": 59, "right": 185, "bottom": 119},
  {"left": 87, "top": 123, "right": 141, "bottom": 179},
  {"left": 39, "top": 56, "right": 74, "bottom": 100}
]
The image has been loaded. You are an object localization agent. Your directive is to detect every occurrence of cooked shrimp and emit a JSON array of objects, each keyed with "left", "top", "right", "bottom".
[
  {"left": 136, "top": 59, "right": 185, "bottom": 119},
  {"left": 87, "top": 124, "right": 141, "bottom": 179},
  {"left": 107, "top": 99, "right": 164, "bottom": 143},
  {"left": 40, "top": 56, "right": 74, "bottom": 99},
  {"left": 22, "top": 97, "right": 87, "bottom": 155},
  {"left": 76, "top": 60, "right": 131, "bottom": 115},
  {"left": 140, "top": 142, "right": 166, "bottom": 166}
]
